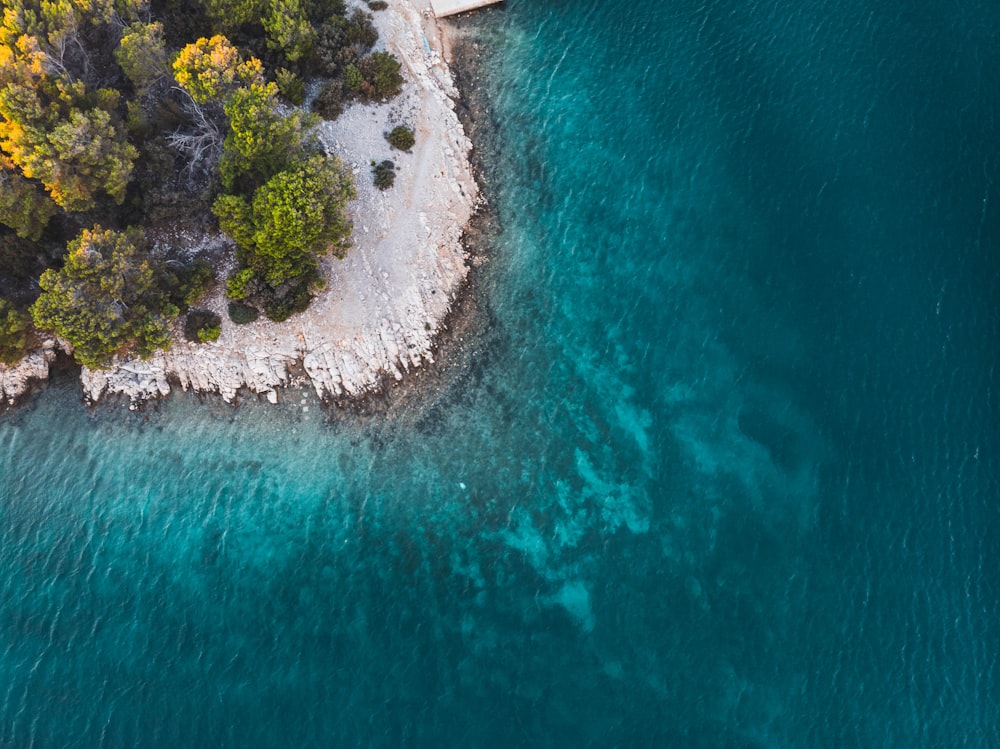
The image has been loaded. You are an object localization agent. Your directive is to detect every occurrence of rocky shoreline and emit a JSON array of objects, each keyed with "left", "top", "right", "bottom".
[{"left": 0, "top": 0, "right": 483, "bottom": 410}]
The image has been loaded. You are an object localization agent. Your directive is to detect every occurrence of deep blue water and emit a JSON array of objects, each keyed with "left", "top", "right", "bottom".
[{"left": 1, "top": 0, "right": 998, "bottom": 745}]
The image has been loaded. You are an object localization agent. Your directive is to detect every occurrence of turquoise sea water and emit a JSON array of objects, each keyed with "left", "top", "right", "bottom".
[{"left": 2, "top": 0, "right": 998, "bottom": 745}]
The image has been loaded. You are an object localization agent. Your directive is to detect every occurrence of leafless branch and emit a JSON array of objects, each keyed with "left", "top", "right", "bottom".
[{"left": 167, "top": 87, "right": 224, "bottom": 183}]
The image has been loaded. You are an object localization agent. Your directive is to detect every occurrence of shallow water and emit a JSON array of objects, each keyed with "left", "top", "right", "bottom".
[{"left": 2, "top": 0, "right": 998, "bottom": 745}]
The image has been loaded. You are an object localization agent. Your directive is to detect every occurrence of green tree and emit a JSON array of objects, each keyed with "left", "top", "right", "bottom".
[
  {"left": 219, "top": 81, "right": 317, "bottom": 190},
  {"left": 214, "top": 154, "right": 354, "bottom": 288},
  {"left": 0, "top": 156, "right": 58, "bottom": 240},
  {"left": 116, "top": 21, "right": 170, "bottom": 92},
  {"left": 0, "top": 43, "right": 138, "bottom": 211},
  {"left": 275, "top": 68, "right": 305, "bottom": 105},
  {"left": 172, "top": 35, "right": 264, "bottom": 105},
  {"left": 264, "top": 0, "right": 315, "bottom": 62},
  {"left": 46, "top": 104, "right": 138, "bottom": 209},
  {"left": 225, "top": 267, "right": 257, "bottom": 299},
  {"left": 0, "top": 298, "right": 29, "bottom": 364},
  {"left": 343, "top": 63, "right": 362, "bottom": 94},
  {"left": 198, "top": 0, "right": 266, "bottom": 32},
  {"left": 30, "top": 226, "right": 177, "bottom": 368}
]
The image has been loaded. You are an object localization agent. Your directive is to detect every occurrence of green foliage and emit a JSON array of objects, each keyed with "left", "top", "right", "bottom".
[
  {"left": 386, "top": 125, "right": 415, "bottom": 151},
  {"left": 227, "top": 300, "right": 260, "bottom": 324},
  {"left": 373, "top": 159, "right": 395, "bottom": 190},
  {"left": 198, "top": 0, "right": 266, "bottom": 32},
  {"left": 219, "top": 81, "right": 317, "bottom": 190},
  {"left": 117, "top": 22, "right": 170, "bottom": 92},
  {"left": 172, "top": 36, "right": 264, "bottom": 104},
  {"left": 264, "top": 0, "right": 316, "bottom": 62},
  {"left": 343, "top": 64, "right": 363, "bottom": 94},
  {"left": 1, "top": 0, "right": 130, "bottom": 83},
  {"left": 345, "top": 8, "right": 378, "bottom": 49},
  {"left": 30, "top": 226, "right": 179, "bottom": 368},
  {"left": 275, "top": 68, "right": 306, "bottom": 105},
  {"left": 356, "top": 51, "right": 404, "bottom": 102},
  {"left": 0, "top": 66, "right": 138, "bottom": 211},
  {"left": 47, "top": 106, "right": 139, "bottom": 210},
  {"left": 0, "top": 159, "right": 58, "bottom": 240},
  {"left": 178, "top": 258, "right": 215, "bottom": 307},
  {"left": 367, "top": 1, "right": 388, "bottom": 11},
  {"left": 199, "top": 324, "right": 221, "bottom": 342},
  {"left": 262, "top": 279, "right": 311, "bottom": 322},
  {"left": 0, "top": 0, "right": 364, "bottom": 343},
  {"left": 215, "top": 154, "right": 355, "bottom": 288},
  {"left": 195, "top": 0, "right": 353, "bottom": 67},
  {"left": 184, "top": 308, "right": 222, "bottom": 342},
  {"left": 312, "top": 79, "right": 345, "bottom": 120},
  {"left": 225, "top": 267, "right": 257, "bottom": 300},
  {"left": 0, "top": 298, "right": 29, "bottom": 365}
]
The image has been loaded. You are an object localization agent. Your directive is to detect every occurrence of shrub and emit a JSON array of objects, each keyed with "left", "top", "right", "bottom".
[
  {"left": 373, "top": 159, "right": 395, "bottom": 190},
  {"left": 367, "top": 1, "right": 388, "bottom": 10},
  {"left": 276, "top": 68, "right": 306, "bottom": 105},
  {"left": 198, "top": 324, "right": 221, "bottom": 342},
  {"left": 386, "top": 125, "right": 415, "bottom": 151},
  {"left": 346, "top": 9, "right": 378, "bottom": 49},
  {"left": 263, "top": 281, "right": 312, "bottom": 322},
  {"left": 175, "top": 257, "right": 214, "bottom": 308},
  {"left": 343, "top": 64, "right": 363, "bottom": 94},
  {"left": 312, "top": 17, "right": 360, "bottom": 77},
  {"left": 228, "top": 301, "right": 260, "bottom": 324},
  {"left": 0, "top": 298, "right": 28, "bottom": 365},
  {"left": 226, "top": 268, "right": 258, "bottom": 300},
  {"left": 312, "top": 79, "right": 346, "bottom": 120},
  {"left": 116, "top": 22, "right": 170, "bottom": 92},
  {"left": 357, "top": 51, "right": 404, "bottom": 101},
  {"left": 184, "top": 308, "right": 222, "bottom": 343},
  {"left": 218, "top": 81, "right": 315, "bottom": 191}
]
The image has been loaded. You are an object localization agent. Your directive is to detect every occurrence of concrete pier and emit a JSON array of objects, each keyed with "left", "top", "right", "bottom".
[{"left": 428, "top": 0, "right": 503, "bottom": 18}]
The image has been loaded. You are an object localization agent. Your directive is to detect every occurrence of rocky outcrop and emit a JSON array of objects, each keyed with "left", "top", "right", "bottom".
[
  {"left": 0, "top": 339, "right": 67, "bottom": 406},
  {"left": 77, "top": 0, "right": 478, "bottom": 407}
]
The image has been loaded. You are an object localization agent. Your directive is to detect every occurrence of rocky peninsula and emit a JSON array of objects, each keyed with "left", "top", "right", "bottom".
[{"left": 0, "top": 0, "right": 478, "bottom": 408}]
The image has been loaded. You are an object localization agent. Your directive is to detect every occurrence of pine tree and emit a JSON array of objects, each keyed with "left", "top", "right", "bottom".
[
  {"left": 31, "top": 226, "right": 177, "bottom": 367},
  {"left": 214, "top": 154, "right": 354, "bottom": 288}
]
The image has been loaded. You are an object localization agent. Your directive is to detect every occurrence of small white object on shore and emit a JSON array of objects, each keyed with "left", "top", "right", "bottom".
[{"left": 428, "top": 0, "right": 504, "bottom": 19}]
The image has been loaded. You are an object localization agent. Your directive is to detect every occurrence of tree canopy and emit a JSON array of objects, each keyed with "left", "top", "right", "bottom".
[
  {"left": 219, "top": 80, "right": 316, "bottom": 189},
  {"left": 214, "top": 154, "right": 354, "bottom": 288},
  {"left": 0, "top": 297, "right": 29, "bottom": 364},
  {"left": 0, "top": 0, "right": 405, "bottom": 364},
  {"left": 172, "top": 35, "right": 264, "bottom": 105},
  {"left": 30, "top": 227, "right": 176, "bottom": 368},
  {"left": 0, "top": 1, "right": 139, "bottom": 214},
  {"left": 116, "top": 21, "right": 170, "bottom": 92},
  {"left": 0, "top": 157, "right": 58, "bottom": 241}
]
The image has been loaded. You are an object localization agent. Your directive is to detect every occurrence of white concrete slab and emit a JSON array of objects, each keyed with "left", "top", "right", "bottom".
[{"left": 428, "top": 0, "right": 503, "bottom": 18}]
